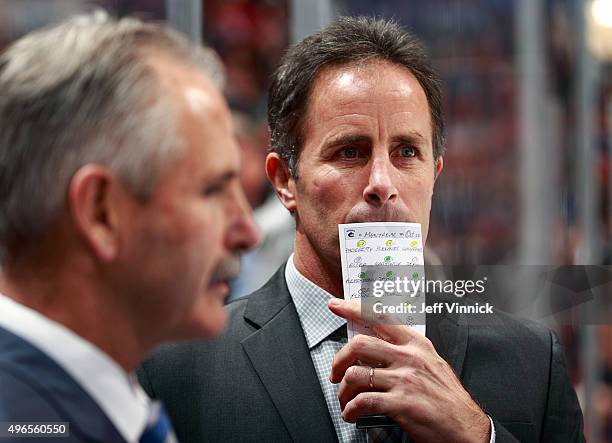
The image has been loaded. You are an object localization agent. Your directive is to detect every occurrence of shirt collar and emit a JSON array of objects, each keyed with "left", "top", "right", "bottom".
[
  {"left": 285, "top": 254, "right": 346, "bottom": 349},
  {"left": 0, "top": 293, "right": 149, "bottom": 443}
]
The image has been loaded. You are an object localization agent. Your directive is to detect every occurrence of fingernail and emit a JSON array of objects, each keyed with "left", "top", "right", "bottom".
[{"left": 329, "top": 298, "right": 343, "bottom": 307}]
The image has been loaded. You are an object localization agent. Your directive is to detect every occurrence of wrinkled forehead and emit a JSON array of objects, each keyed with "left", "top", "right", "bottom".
[
  {"left": 308, "top": 59, "right": 427, "bottom": 107},
  {"left": 302, "top": 60, "right": 432, "bottom": 140}
]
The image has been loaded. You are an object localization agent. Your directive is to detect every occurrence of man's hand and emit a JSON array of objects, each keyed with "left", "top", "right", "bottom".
[{"left": 328, "top": 298, "right": 490, "bottom": 443}]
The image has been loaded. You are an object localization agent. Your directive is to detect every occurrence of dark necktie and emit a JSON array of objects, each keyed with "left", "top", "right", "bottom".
[{"left": 367, "top": 426, "right": 408, "bottom": 442}]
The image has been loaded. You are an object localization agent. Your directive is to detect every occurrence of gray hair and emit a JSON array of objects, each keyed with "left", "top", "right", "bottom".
[
  {"left": 268, "top": 16, "right": 445, "bottom": 177},
  {"left": 0, "top": 11, "right": 224, "bottom": 263}
]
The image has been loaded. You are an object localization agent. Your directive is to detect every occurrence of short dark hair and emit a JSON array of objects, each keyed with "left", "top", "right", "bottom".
[{"left": 268, "top": 16, "right": 445, "bottom": 177}]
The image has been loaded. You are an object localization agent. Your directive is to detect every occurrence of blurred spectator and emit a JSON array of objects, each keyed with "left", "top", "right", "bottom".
[
  {"left": 229, "top": 111, "right": 294, "bottom": 301},
  {"left": 233, "top": 111, "right": 270, "bottom": 208},
  {"left": 204, "top": 0, "right": 288, "bottom": 115}
]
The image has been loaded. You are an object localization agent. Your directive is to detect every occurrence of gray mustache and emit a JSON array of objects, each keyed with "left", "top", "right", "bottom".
[{"left": 210, "top": 256, "right": 241, "bottom": 284}]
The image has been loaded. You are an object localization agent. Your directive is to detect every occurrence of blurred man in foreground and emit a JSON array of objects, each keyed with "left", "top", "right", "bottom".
[
  {"left": 0, "top": 12, "right": 258, "bottom": 443},
  {"left": 139, "top": 17, "right": 584, "bottom": 442}
]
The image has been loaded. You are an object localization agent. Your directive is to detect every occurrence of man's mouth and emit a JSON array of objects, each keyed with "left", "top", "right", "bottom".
[
  {"left": 209, "top": 279, "right": 231, "bottom": 298},
  {"left": 208, "top": 257, "right": 241, "bottom": 299},
  {"left": 345, "top": 206, "right": 410, "bottom": 224}
]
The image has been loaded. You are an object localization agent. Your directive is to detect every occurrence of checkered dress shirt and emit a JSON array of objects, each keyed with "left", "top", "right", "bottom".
[{"left": 285, "top": 255, "right": 368, "bottom": 442}]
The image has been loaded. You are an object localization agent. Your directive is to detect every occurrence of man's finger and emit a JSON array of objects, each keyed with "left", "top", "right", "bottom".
[
  {"left": 330, "top": 334, "right": 395, "bottom": 383},
  {"left": 341, "top": 392, "right": 392, "bottom": 423},
  {"left": 338, "top": 366, "right": 395, "bottom": 410},
  {"left": 328, "top": 298, "right": 421, "bottom": 345}
]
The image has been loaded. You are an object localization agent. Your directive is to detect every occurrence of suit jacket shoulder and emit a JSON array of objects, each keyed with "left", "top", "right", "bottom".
[
  {"left": 457, "top": 310, "right": 584, "bottom": 442},
  {"left": 0, "top": 326, "right": 127, "bottom": 443},
  {"left": 0, "top": 365, "right": 64, "bottom": 421}
]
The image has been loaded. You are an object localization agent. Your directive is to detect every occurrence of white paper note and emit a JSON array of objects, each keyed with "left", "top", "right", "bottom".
[{"left": 338, "top": 222, "right": 426, "bottom": 339}]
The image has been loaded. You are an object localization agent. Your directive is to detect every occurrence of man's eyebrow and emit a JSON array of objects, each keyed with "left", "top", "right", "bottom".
[
  {"left": 391, "top": 132, "right": 427, "bottom": 145},
  {"left": 322, "top": 134, "right": 371, "bottom": 149},
  {"left": 206, "top": 170, "right": 236, "bottom": 185},
  {"left": 322, "top": 132, "right": 428, "bottom": 150}
]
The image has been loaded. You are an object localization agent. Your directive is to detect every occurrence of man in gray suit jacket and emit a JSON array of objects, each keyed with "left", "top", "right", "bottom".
[
  {"left": 0, "top": 12, "right": 258, "bottom": 442},
  {"left": 139, "top": 17, "right": 584, "bottom": 442}
]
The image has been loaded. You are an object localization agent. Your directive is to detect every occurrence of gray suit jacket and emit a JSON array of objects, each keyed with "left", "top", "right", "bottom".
[{"left": 138, "top": 266, "right": 584, "bottom": 442}]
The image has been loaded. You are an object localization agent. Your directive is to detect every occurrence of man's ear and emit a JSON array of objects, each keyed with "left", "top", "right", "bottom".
[
  {"left": 68, "top": 165, "right": 122, "bottom": 262},
  {"left": 434, "top": 156, "right": 444, "bottom": 180},
  {"left": 265, "top": 153, "right": 296, "bottom": 213}
]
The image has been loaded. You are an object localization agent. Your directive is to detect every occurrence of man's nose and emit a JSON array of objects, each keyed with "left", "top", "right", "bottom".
[
  {"left": 225, "top": 186, "right": 261, "bottom": 252},
  {"left": 362, "top": 155, "right": 399, "bottom": 207}
]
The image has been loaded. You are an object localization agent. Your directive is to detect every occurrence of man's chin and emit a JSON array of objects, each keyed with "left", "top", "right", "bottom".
[
  {"left": 177, "top": 314, "right": 227, "bottom": 341},
  {"left": 167, "top": 298, "right": 227, "bottom": 342}
]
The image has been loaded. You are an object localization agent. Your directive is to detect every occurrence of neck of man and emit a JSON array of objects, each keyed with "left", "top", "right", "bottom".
[
  {"left": 292, "top": 232, "right": 344, "bottom": 298},
  {"left": 0, "top": 257, "right": 146, "bottom": 373}
]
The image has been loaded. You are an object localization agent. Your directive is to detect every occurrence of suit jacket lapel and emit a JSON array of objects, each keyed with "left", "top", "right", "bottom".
[
  {"left": 241, "top": 267, "right": 338, "bottom": 443},
  {"left": 426, "top": 304, "right": 469, "bottom": 378}
]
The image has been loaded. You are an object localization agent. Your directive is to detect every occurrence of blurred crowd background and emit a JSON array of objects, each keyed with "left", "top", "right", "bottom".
[{"left": 0, "top": 0, "right": 610, "bottom": 441}]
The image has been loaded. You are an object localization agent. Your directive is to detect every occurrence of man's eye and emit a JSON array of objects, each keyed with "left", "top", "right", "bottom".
[
  {"left": 339, "top": 147, "right": 359, "bottom": 159},
  {"left": 400, "top": 146, "right": 416, "bottom": 157},
  {"left": 203, "top": 183, "right": 224, "bottom": 196}
]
